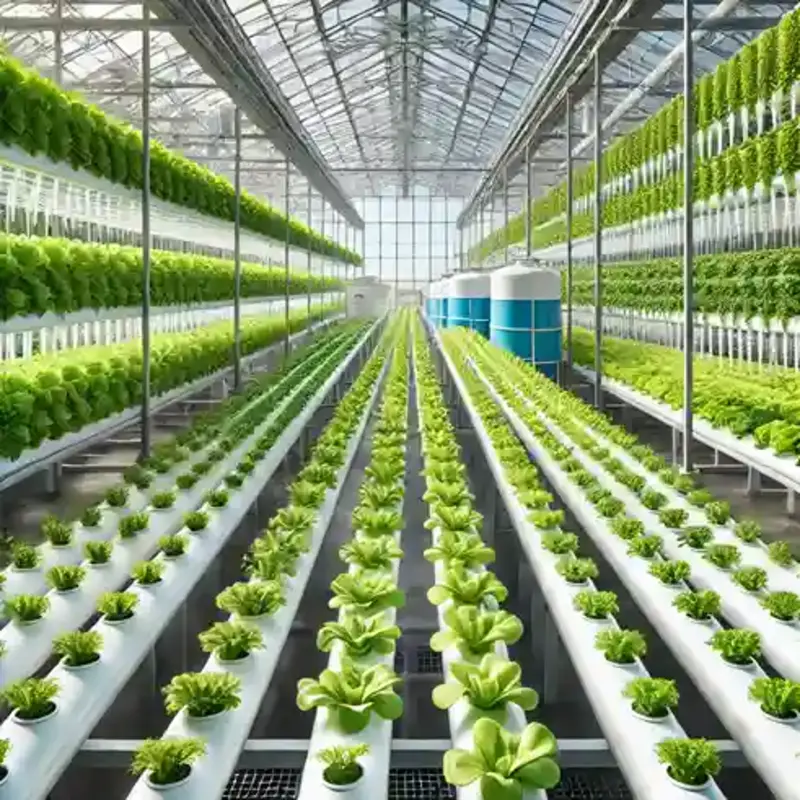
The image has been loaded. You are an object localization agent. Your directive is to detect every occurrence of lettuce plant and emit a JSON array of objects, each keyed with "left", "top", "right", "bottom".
[
  {"left": 423, "top": 481, "right": 473, "bottom": 508},
  {"left": 317, "top": 744, "right": 370, "bottom": 786},
  {"left": 760, "top": 590, "right": 800, "bottom": 621},
  {"left": 105, "top": 485, "right": 129, "bottom": 508},
  {"left": 573, "top": 590, "right": 619, "bottom": 620},
  {"left": 529, "top": 508, "right": 566, "bottom": 530},
  {"left": 199, "top": 620, "right": 264, "bottom": 662},
  {"left": 595, "top": 629, "right": 647, "bottom": 665},
  {"left": 443, "top": 717, "right": 560, "bottom": 797},
  {"left": 132, "top": 738, "right": 206, "bottom": 786},
  {"left": 46, "top": 565, "right": 86, "bottom": 592},
  {"left": 749, "top": 677, "right": 800, "bottom": 719},
  {"left": 431, "top": 605, "right": 523, "bottom": 659},
  {"left": 365, "top": 460, "right": 404, "bottom": 485},
  {"left": 151, "top": 491, "right": 176, "bottom": 510},
  {"left": 84, "top": 540, "right": 113, "bottom": 565},
  {"left": 80, "top": 505, "right": 102, "bottom": 528},
  {"left": 517, "top": 488, "right": 554, "bottom": 509},
  {"left": 659, "top": 508, "right": 689, "bottom": 529},
  {"left": 159, "top": 534, "right": 188, "bottom": 558},
  {"left": 432, "top": 654, "right": 538, "bottom": 719},
  {"left": 424, "top": 531, "right": 495, "bottom": 568},
  {"left": 704, "top": 543, "right": 741, "bottom": 570},
  {"left": 357, "top": 482, "right": 404, "bottom": 511},
  {"left": 53, "top": 630, "right": 102, "bottom": 667},
  {"left": 296, "top": 661, "right": 403, "bottom": 733},
  {"left": 290, "top": 481, "right": 328, "bottom": 509},
  {"left": 656, "top": 738, "right": 721, "bottom": 787},
  {"left": 540, "top": 531, "right": 578, "bottom": 555},
  {"left": 271, "top": 506, "right": 317, "bottom": 538},
  {"left": 176, "top": 473, "right": 199, "bottom": 490},
  {"left": 678, "top": 525, "right": 714, "bottom": 550},
  {"left": 132, "top": 560, "right": 164, "bottom": 586},
  {"left": 555, "top": 556, "right": 598, "bottom": 585},
  {"left": 12, "top": 542, "right": 40, "bottom": 570},
  {"left": 164, "top": 672, "right": 242, "bottom": 718},
  {"left": 0, "top": 739, "right": 9, "bottom": 776},
  {"left": 204, "top": 488, "right": 229, "bottom": 508},
  {"left": 298, "top": 462, "right": 338, "bottom": 488},
  {"left": 427, "top": 569, "right": 508, "bottom": 607},
  {"left": 224, "top": 472, "right": 244, "bottom": 489},
  {"left": 339, "top": 536, "right": 403, "bottom": 571},
  {"left": 41, "top": 516, "right": 73, "bottom": 546},
  {"left": 709, "top": 629, "right": 761, "bottom": 666},
  {"left": 1, "top": 677, "right": 59, "bottom": 721},
  {"left": 183, "top": 510, "right": 210, "bottom": 532},
  {"left": 352, "top": 508, "right": 403, "bottom": 538},
  {"left": 610, "top": 517, "right": 645, "bottom": 540},
  {"left": 217, "top": 581, "right": 284, "bottom": 618},
  {"left": 768, "top": 540, "right": 795, "bottom": 567},
  {"left": 687, "top": 489, "right": 714, "bottom": 507},
  {"left": 649, "top": 559, "right": 691, "bottom": 586},
  {"left": 623, "top": 677, "right": 679, "bottom": 719},
  {"left": 732, "top": 565, "right": 768, "bottom": 592},
  {"left": 118, "top": 512, "right": 150, "bottom": 539},
  {"left": 734, "top": 519, "right": 762, "bottom": 543},
  {"left": 317, "top": 614, "right": 401, "bottom": 658},
  {"left": 98, "top": 591, "right": 138, "bottom": 621},
  {"left": 704, "top": 501, "right": 731, "bottom": 525},
  {"left": 426, "top": 505, "right": 483, "bottom": 535},
  {"left": 5, "top": 594, "right": 49, "bottom": 623},
  {"left": 640, "top": 489, "right": 668, "bottom": 510},
  {"left": 673, "top": 590, "right": 721, "bottom": 621},
  {"left": 627, "top": 535, "right": 663, "bottom": 559}
]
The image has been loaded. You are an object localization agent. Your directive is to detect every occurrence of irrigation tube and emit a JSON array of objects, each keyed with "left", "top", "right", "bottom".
[
  {"left": 414, "top": 339, "right": 547, "bottom": 800},
  {"left": 0, "top": 336, "right": 381, "bottom": 800},
  {"left": 469, "top": 356, "right": 800, "bottom": 800},
  {"left": 436, "top": 337, "right": 727, "bottom": 800},
  {"left": 0, "top": 326, "right": 372, "bottom": 686},
  {"left": 126, "top": 349, "right": 390, "bottom": 800},
  {"left": 0, "top": 324, "right": 350, "bottom": 599}
]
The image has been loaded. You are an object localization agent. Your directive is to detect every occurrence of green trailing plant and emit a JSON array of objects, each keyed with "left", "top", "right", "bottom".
[
  {"left": 329, "top": 573, "right": 405, "bottom": 616},
  {"left": 317, "top": 743, "right": 370, "bottom": 787},
  {"left": 339, "top": 537, "right": 403, "bottom": 571},
  {"left": 424, "top": 531, "right": 495, "bottom": 568},
  {"left": 709, "top": 629, "right": 761, "bottom": 666},
  {"left": 131, "top": 738, "right": 206, "bottom": 786},
  {"left": 555, "top": 556, "right": 599, "bottom": 584},
  {"left": 4, "top": 593, "right": 49, "bottom": 623},
  {"left": 749, "top": 677, "right": 800, "bottom": 719},
  {"left": 673, "top": 590, "right": 721, "bottom": 621},
  {"left": 41, "top": 516, "right": 73, "bottom": 546},
  {"left": 656, "top": 738, "right": 721, "bottom": 788},
  {"left": 11, "top": 543, "right": 40, "bottom": 570},
  {"left": 540, "top": 531, "right": 579, "bottom": 555},
  {"left": 427, "top": 568, "right": 508, "bottom": 607},
  {"left": 84, "top": 539, "right": 113, "bottom": 565},
  {"left": 732, "top": 565, "right": 768, "bottom": 593},
  {"left": 1, "top": 677, "right": 59, "bottom": 721},
  {"left": 443, "top": 717, "right": 561, "bottom": 796},
  {"left": 118, "top": 511, "right": 150, "bottom": 539},
  {"left": 432, "top": 653, "right": 539, "bottom": 719},
  {"left": 623, "top": 677, "right": 679, "bottom": 719},
  {"left": 216, "top": 581, "right": 285, "bottom": 618},
  {"left": 649, "top": 559, "right": 691, "bottom": 586},
  {"left": 760, "top": 590, "right": 800, "bottom": 621},
  {"left": 430, "top": 605, "right": 524, "bottom": 659},
  {"left": 46, "top": 564, "right": 86, "bottom": 592},
  {"left": 734, "top": 519, "right": 762, "bottom": 543},
  {"left": 132, "top": 560, "right": 165, "bottom": 586},
  {"left": 183, "top": 510, "right": 210, "bottom": 532},
  {"left": 80, "top": 505, "right": 102, "bottom": 528},
  {"left": 163, "top": 672, "right": 242, "bottom": 718},
  {"left": 573, "top": 590, "right": 619, "bottom": 620},
  {"left": 678, "top": 525, "right": 714, "bottom": 550},
  {"left": 704, "top": 543, "right": 741, "bottom": 570},
  {"left": 98, "top": 591, "right": 138, "bottom": 621},
  {"left": 53, "top": 630, "right": 103, "bottom": 667},
  {"left": 595, "top": 628, "right": 647, "bottom": 665},
  {"left": 159, "top": 534, "right": 188, "bottom": 558},
  {"left": 317, "top": 614, "right": 401, "bottom": 658},
  {"left": 199, "top": 620, "right": 264, "bottom": 662},
  {"left": 627, "top": 535, "right": 663, "bottom": 559},
  {"left": 296, "top": 661, "right": 403, "bottom": 733},
  {"left": 151, "top": 491, "right": 176, "bottom": 510},
  {"left": 768, "top": 540, "right": 795, "bottom": 567}
]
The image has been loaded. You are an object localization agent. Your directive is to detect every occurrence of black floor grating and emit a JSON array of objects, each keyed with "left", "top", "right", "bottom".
[
  {"left": 223, "top": 768, "right": 301, "bottom": 799},
  {"left": 550, "top": 770, "right": 633, "bottom": 800},
  {"left": 415, "top": 645, "right": 443, "bottom": 674},
  {"left": 389, "top": 768, "right": 456, "bottom": 799}
]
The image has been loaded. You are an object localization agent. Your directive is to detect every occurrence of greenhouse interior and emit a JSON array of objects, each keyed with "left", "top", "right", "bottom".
[{"left": 5, "top": 0, "right": 800, "bottom": 799}]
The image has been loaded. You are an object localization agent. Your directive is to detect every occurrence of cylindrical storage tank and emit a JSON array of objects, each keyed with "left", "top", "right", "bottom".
[
  {"left": 427, "top": 281, "right": 440, "bottom": 327},
  {"left": 448, "top": 272, "right": 491, "bottom": 337},
  {"left": 490, "top": 264, "right": 561, "bottom": 380},
  {"left": 440, "top": 276, "right": 451, "bottom": 329}
]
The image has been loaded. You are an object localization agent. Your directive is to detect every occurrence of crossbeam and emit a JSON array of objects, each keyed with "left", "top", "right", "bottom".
[{"left": 0, "top": 16, "right": 188, "bottom": 31}]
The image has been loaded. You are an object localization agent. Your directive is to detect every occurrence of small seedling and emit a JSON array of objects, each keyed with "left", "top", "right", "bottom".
[
  {"left": 207, "top": 448, "right": 226, "bottom": 463},
  {"left": 53, "top": 630, "right": 103, "bottom": 667},
  {"left": 640, "top": 489, "right": 668, "bottom": 511},
  {"left": 623, "top": 677, "right": 679, "bottom": 719},
  {"left": 80, "top": 505, "right": 102, "bottom": 528},
  {"left": 184, "top": 510, "right": 210, "bottom": 532},
  {"left": 573, "top": 590, "right": 618, "bottom": 620},
  {"left": 556, "top": 557, "right": 599, "bottom": 585},
  {"left": 46, "top": 565, "right": 86, "bottom": 592},
  {"left": 673, "top": 590, "right": 721, "bottom": 621},
  {"left": 678, "top": 525, "right": 714, "bottom": 549},
  {"left": 132, "top": 560, "right": 165, "bottom": 586},
  {"left": 105, "top": 485, "right": 129, "bottom": 508},
  {"left": 732, "top": 566, "right": 768, "bottom": 593},
  {"left": 1, "top": 677, "right": 59, "bottom": 721},
  {"left": 649, "top": 560, "right": 691, "bottom": 586},
  {"left": 760, "top": 591, "right": 800, "bottom": 622},
  {"left": 238, "top": 458, "right": 256, "bottom": 476},
  {"left": 656, "top": 738, "right": 720, "bottom": 787},
  {"left": 118, "top": 512, "right": 150, "bottom": 539},
  {"left": 611, "top": 517, "right": 644, "bottom": 540},
  {"left": 734, "top": 519, "right": 762, "bottom": 543},
  {"left": 627, "top": 535, "right": 663, "bottom": 559},
  {"left": 41, "top": 516, "right": 73, "bottom": 546},
  {"left": 540, "top": 531, "right": 578, "bottom": 555},
  {"left": 159, "top": 534, "right": 188, "bottom": 558},
  {"left": 704, "top": 543, "right": 741, "bottom": 570},
  {"left": 204, "top": 488, "right": 229, "bottom": 508},
  {"left": 596, "top": 497, "right": 625, "bottom": 518},
  {"left": 11, "top": 543, "right": 41, "bottom": 570},
  {"left": 709, "top": 629, "right": 761, "bottom": 666},
  {"left": 199, "top": 620, "right": 264, "bottom": 662},
  {"left": 224, "top": 472, "right": 244, "bottom": 489},
  {"left": 595, "top": 628, "right": 647, "bottom": 665},
  {"left": 151, "top": 491, "right": 176, "bottom": 510},
  {"left": 673, "top": 474, "right": 696, "bottom": 494},
  {"left": 768, "top": 540, "right": 795, "bottom": 568},
  {"left": 191, "top": 460, "right": 213, "bottom": 477},
  {"left": 4, "top": 594, "right": 49, "bottom": 623},
  {"left": 216, "top": 581, "right": 285, "bottom": 618},
  {"left": 317, "top": 744, "right": 370, "bottom": 787},
  {"left": 84, "top": 539, "right": 113, "bottom": 565},
  {"left": 749, "top": 677, "right": 800, "bottom": 720},
  {"left": 705, "top": 501, "right": 731, "bottom": 525},
  {"left": 687, "top": 489, "right": 714, "bottom": 508},
  {"left": 0, "top": 738, "right": 9, "bottom": 773},
  {"left": 658, "top": 508, "right": 689, "bottom": 529},
  {"left": 131, "top": 738, "right": 206, "bottom": 786},
  {"left": 123, "top": 465, "right": 153, "bottom": 490},
  {"left": 98, "top": 591, "right": 139, "bottom": 622},
  {"left": 176, "top": 472, "right": 199, "bottom": 490},
  {"left": 163, "top": 672, "right": 242, "bottom": 718}
]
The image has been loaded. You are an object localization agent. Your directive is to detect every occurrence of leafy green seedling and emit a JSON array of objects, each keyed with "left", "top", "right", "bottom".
[
  {"left": 80, "top": 505, "right": 102, "bottom": 528},
  {"left": 339, "top": 537, "right": 403, "bottom": 571},
  {"left": 678, "top": 525, "right": 713, "bottom": 549},
  {"left": 41, "top": 516, "right": 73, "bottom": 546},
  {"left": 199, "top": 620, "right": 264, "bottom": 662},
  {"left": 207, "top": 448, "right": 226, "bottom": 463},
  {"left": 53, "top": 630, "right": 103, "bottom": 667},
  {"left": 424, "top": 531, "right": 495, "bottom": 568},
  {"left": 317, "top": 744, "right": 370, "bottom": 787},
  {"left": 430, "top": 605, "right": 524, "bottom": 659},
  {"left": 84, "top": 540, "right": 113, "bottom": 565},
  {"left": 656, "top": 738, "right": 721, "bottom": 787},
  {"left": 705, "top": 501, "right": 731, "bottom": 525},
  {"left": 290, "top": 480, "right": 328, "bottom": 509},
  {"left": 640, "top": 489, "right": 668, "bottom": 511},
  {"left": 649, "top": 560, "right": 691, "bottom": 586},
  {"left": 191, "top": 460, "right": 213, "bottom": 477},
  {"left": 732, "top": 566, "right": 768, "bottom": 593},
  {"left": 359, "top": 482, "right": 404, "bottom": 510},
  {"left": 353, "top": 508, "right": 404, "bottom": 538},
  {"left": 318, "top": 614, "right": 401, "bottom": 658},
  {"left": 423, "top": 481, "right": 472, "bottom": 508},
  {"left": 687, "top": 489, "right": 714, "bottom": 507},
  {"left": 151, "top": 491, "right": 176, "bottom": 510},
  {"left": 709, "top": 629, "right": 761, "bottom": 666},
  {"left": 540, "top": 531, "right": 578, "bottom": 555},
  {"left": 184, "top": 510, "right": 210, "bottom": 532},
  {"left": 627, "top": 535, "right": 663, "bottom": 559},
  {"left": 673, "top": 590, "right": 721, "bottom": 621},
  {"left": 330, "top": 573, "right": 405, "bottom": 616},
  {"left": 216, "top": 581, "right": 284, "bottom": 618},
  {"left": 611, "top": 517, "right": 645, "bottom": 540},
  {"left": 46, "top": 565, "right": 86, "bottom": 592},
  {"left": 4, "top": 594, "right": 49, "bottom": 623},
  {"left": 98, "top": 591, "right": 138, "bottom": 622},
  {"left": 159, "top": 534, "right": 188, "bottom": 558},
  {"left": 131, "top": 738, "right": 206, "bottom": 786},
  {"left": 556, "top": 557, "right": 599, "bottom": 585},
  {"left": 623, "top": 677, "right": 679, "bottom": 719},
  {"left": 734, "top": 519, "right": 762, "bottom": 543},
  {"left": 659, "top": 508, "right": 689, "bottom": 529},
  {"left": 0, "top": 738, "right": 9, "bottom": 771},
  {"left": 573, "top": 590, "right": 619, "bottom": 620},
  {"left": 132, "top": 560, "right": 164, "bottom": 586},
  {"left": 595, "top": 629, "right": 647, "bottom": 665},
  {"left": 760, "top": 591, "right": 800, "bottom": 621},
  {"left": 1, "top": 677, "right": 59, "bottom": 721},
  {"left": 768, "top": 540, "right": 795, "bottom": 568},
  {"left": 704, "top": 543, "right": 741, "bottom": 570},
  {"left": 118, "top": 511, "right": 150, "bottom": 539},
  {"left": 427, "top": 569, "right": 508, "bottom": 607},
  {"left": 176, "top": 473, "right": 198, "bottom": 490},
  {"left": 673, "top": 474, "right": 696, "bottom": 494},
  {"left": 518, "top": 488, "right": 554, "bottom": 509},
  {"left": 529, "top": 508, "right": 567, "bottom": 529},
  {"left": 596, "top": 497, "right": 625, "bottom": 518},
  {"left": 105, "top": 485, "right": 129, "bottom": 508},
  {"left": 749, "top": 677, "right": 800, "bottom": 720},
  {"left": 224, "top": 472, "right": 244, "bottom": 489},
  {"left": 164, "top": 672, "right": 242, "bottom": 718}
]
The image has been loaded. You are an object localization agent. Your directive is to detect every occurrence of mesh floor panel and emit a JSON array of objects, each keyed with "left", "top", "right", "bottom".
[{"left": 223, "top": 768, "right": 301, "bottom": 799}]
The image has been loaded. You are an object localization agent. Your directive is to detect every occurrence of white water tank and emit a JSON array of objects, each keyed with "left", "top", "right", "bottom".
[
  {"left": 426, "top": 281, "right": 440, "bottom": 326},
  {"left": 440, "top": 275, "right": 453, "bottom": 328},
  {"left": 449, "top": 271, "right": 491, "bottom": 337}
]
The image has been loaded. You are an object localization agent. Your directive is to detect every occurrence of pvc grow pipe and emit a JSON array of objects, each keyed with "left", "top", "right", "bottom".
[
  {"left": 467, "top": 355, "right": 800, "bottom": 800},
  {"left": 437, "top": 336, "right": 728, "bottom": 800},
  {"left": 124, "top": 347, "right": 389, "bottom": 800},
  {"left": 0, "top": 324, "right": 375, "bottom": 688}
]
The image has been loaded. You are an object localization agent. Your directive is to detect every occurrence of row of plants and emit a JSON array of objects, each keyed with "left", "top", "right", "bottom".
[
  {"left": 293, "top": 311, "right": 410, "bottom": 793},
  {"left": 459, "top": 331, "right": 800, "bottom": 731},
  {"left": 117, "top": 318, "right": 395, "bottom": 792},
  {"left": 0, "top": 233, "right": 342, "bottom": 322},
  {"left": 570, "top": 327, "right": 800, "bottom": 458},
  {"left": 439, "top": 326, "right": 729, "bottom": 792},
  {"left": 412, "top": 315, "right": 562, "bottom": 800},
  {"left": 0, "top": 303, "right": 342, "bottom": 460},
  {"left": 0, "top": 55, "right": 360, "bottom": 264},
  {"left": 0, "top": 322, "right": 388, "bottom": 794}
]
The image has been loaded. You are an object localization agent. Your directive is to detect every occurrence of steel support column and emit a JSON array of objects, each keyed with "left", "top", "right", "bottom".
[
  {"left": 394, "top": 196, "right": 400, "bottom": 295},
  {"left": 140, "top": 0, "right": 152, "bottom": 460},
  {"left": 503, "top": 165, "right": 510, "bottom": 265},
  {"left": 459, "top": 225, "right": 464, "bottom": 272},
  {"left": 525, "top": 143, "right": 532, "bottom": 258},
  {"left": 53, "top": 0, "right": 63, "bottom": 84},
  {"left": 592, "top": 52, "right": 603, "bottom": 410},
  {"left": 683, "top": 0, "right": 695, "bottom": 472},
  {"left": 306, "top": 183, "right": 312, "bottom": 324},
  {"left": 320, "top": 199, "right": 326, "bottom": 322},
  {"left": 283, "top": 160, "right": 291, "bottom": 360},
  {"left": 444, "top": 195, "right": 450, "bottom": 275},
  {"left": 428, "top": 195, "right": 434, "bottom": 287},
  {"left": 565, "top": 92, "right": 574, "bottom": 382},
  {"left": 378, "top": 195, "right": 383, "bottom": 283},
  {"left": 412, "top": 193, "right": 416, "bottom": 291},
  {"left": 233, "top": 107, "right": 242, "bottom": 392}
]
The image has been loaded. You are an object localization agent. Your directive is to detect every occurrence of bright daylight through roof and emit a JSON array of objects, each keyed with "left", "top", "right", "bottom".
[{"left": 1, "top": 1, "right": 800, "bottom": 799}]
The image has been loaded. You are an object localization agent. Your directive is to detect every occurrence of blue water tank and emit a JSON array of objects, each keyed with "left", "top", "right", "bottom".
[
  {"left": 449, "top": 272, "right": 491, "bottom": 337},
  {"left": 490, "top": 263, "right": 561, "bottom": 380},
  {"left": 427, "top": 281, "right": 440, "bottom": 327},
  {"left": 440, "top": 276, "right": 452, "bottom": 328}
]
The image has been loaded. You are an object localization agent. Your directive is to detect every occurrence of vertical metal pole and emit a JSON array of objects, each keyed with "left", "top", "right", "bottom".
[
  {"left": 54, "top": 0, "right": 63, "bottom": 84},
  {"left": 306, "top": 183, "right": 312, "bottom": 324},
  {"left": 378, "top": 195, "right": 383, "bottom": 283},
  {"left": 283, "top": 160, "right": 290, "bottom": 360},
  {"left": 503, "top": 165, "right": 510, "bottom": 265},
  {"left": 394, "top": 195, "right": 399, "bottom": 297},
  {"left": 683, "top": 0, "right": 695, "bottom": 472},
  {"left": 320, "top": 199, "right": 326, "bottom": 321},
  {"left": 233, "top": 108, "right": 242, "bottom": 391},
  {"left": 525, "top": 143, "right": 533, "bottom": 258},
  {"left": 459, "top": 225, "right": 464, "bottom": 272},
  {"left": 489, "top": 189, "right": 495, "bottom": 270},
  {"left": 444, "top": 194, "right": 449, "bottom": 276},
  {"left": 592, "top": 51, "right": 603, "bottom": 410},
  {"left": 428, "top": 194, "right": 434, "bottom": 286},
  {"left": 140, "top": 0, "right": 152, "bottom": 460},
  {"left": 412, "top": 193, "right": 416, "bottom": 291},
  {"left": 344, "top": 223, "right": 349, "bottom": 318},
  {"left": 566, "top": 92, "right": 574, "bottom": 382}
]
